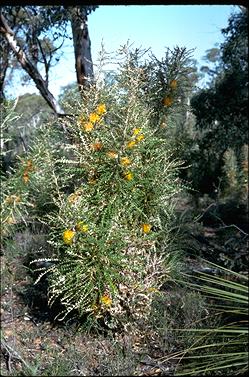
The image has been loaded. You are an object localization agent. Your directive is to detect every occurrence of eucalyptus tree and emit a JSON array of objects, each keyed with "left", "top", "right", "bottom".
[
  {"left": 190, "top": 7, "right": 248, "bottom": 194},
  {"left": 0, "top": 5, "right": 98, "bottom": 115}
]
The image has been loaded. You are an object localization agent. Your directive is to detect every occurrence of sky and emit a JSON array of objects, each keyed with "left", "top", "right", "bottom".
[{"left": 9, "top": 4, "right": 238, "bottom": 99}]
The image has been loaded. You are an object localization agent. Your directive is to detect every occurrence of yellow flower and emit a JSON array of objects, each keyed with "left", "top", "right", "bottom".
[
  {"left": 83, "top": 122, "right": 94, "bottom": 132},
  {"left": 124, "top": 171, "right": 133, "bottom": 181},
  {"left": 75, "top": 221, "right": 88, "bottom": 233},
  {"left": 101, "top": 295, "right": 112, "bottom": 306},
  {"left": 68, "top": 193, "right": 79, "bottom": 204},
  {"left": 163, "top": 96, "right": 173, "bottom": 107},
  {"left": 88, "top": 178, "right": 97, "bottom": 185},
  {"left": 120, "top": 157, "right": 131, "bottom": 166},
  {"left": 147, "top": 287, "right": 159, "bottom": 293},
  {"left": 91, "top": 142, "right": 103, "bottom": 151},
  {"left": 133, "top": 128, "right": 142, "bottom": 135},
  {"left": 126, "top": 140, "right": 136, "bottom": 149},
  {"left": 169, "top": 79, "right": 177, "bottom": 89},
  {"left": 106, "top": 150, "right": 118, "bottom": 159},
  {"left": 26, "top": 159, "right": 34, "bottom": 171},
  {"left": 63, "top": 229, "right": 76, "bottom": 245},
  {"left": 23, "top": 172, "right": 29, "bottom": 184},
  {"left": 5, "top": 195, "right": 21, "bottom": 204},
  {"left": 89, "top": 113, "right": 100, "bottom": 123},
  {"left": 6, "top": 216, "right": 16, "bottom": 225},
  {"left": 141, "top": 223, "right": 151, "bottom": 234},
  {"left": 96, "top": 104, "right": 106, "bottom": 115},
  {"left": 136, "top": 134, "right": 145, "bottom": 142}
]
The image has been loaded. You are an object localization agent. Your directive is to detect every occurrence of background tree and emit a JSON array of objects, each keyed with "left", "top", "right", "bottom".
[
  {"left": 189, "top": 7, "right": 248, "bottom": 197},
  {"left": 0, "top": 5, "right": 98, "bottom": 115},
  {"left": 1, "top": 93, "right": 53, "bottom": 174}
]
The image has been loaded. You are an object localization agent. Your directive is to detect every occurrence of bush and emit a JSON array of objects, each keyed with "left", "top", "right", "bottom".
[{"left": 2, "top": 45, "right": 187, "bottom": 329}]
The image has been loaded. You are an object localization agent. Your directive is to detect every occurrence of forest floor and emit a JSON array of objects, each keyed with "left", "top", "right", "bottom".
[{"left": 1, "top": 194, "right": 248, "bottom": 376}]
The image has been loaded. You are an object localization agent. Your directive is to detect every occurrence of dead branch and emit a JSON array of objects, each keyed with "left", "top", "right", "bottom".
[{"left": 1, "top": 337, "right": 33, "bottom": 373}]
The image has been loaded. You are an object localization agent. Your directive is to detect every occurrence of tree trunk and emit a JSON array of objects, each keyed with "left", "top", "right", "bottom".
[
  {"left": 70, "top": 7, "right": 94, "bottom": 93},
  {"left": 0, "top": 37, "right": 9, "bottom": 104},
  {"left": 0, "top": 12, "right": 64, "bottom": 115}
]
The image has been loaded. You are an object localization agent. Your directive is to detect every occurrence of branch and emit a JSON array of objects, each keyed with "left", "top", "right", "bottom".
[
  {"left": 1, "top": 337, "right": 33, "bottom": 373},
  {"left": 36, "top": 37, "right": 50, "bottom": 86},
  {"left": 215, "top": 224, "right": 248, "bottom": 237},
  {"left": 0, "top": 12, "right": 64, "bottom": 116}
]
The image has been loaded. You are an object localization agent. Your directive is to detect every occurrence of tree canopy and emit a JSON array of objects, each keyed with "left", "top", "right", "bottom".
[
  {"left": 0, "top": 5, "right": 98, "bottom": 114},
  {"left": 191, "top": 8, "right": 248, "bottom": 155}
]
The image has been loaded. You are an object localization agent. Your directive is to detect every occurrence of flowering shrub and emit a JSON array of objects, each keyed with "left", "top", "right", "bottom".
[{"left": 2, "top": 45, "right": 186, "bottom": 329}]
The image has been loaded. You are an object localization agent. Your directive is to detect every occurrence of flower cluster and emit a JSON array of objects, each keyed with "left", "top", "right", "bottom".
[
  {"left": 67, "top": 188, "right": 83, "bottom": 205},
  {"left": 63, "top": 229, "right": 76, "bottom": 245},
  {"left": 121, "top": 128, "right": 146, "bottom": 182},
  {"left": 63, "top": 220, "right": 88, "bottom": 245},
  {"left": 163, "top": 79, "right": 178, "bottom": 107},
  {"left": 5, "top": 194, "right": 21, "bottom": 204},
  {"left": 79, "top": 103, "right": 107, "bottom": 133},
  {"left": 141, "top": 223, "right": 151, "bottom": 234},
  {"left": 100, "top": 294, "right": 112, "bottom": 306},
  {"left": 22, "top": 159, "right": 34, "bottom": 184},
  {"left": 163, "top": 96, "right": 173, "bottom": 107},
  {"left": 126, "top": 128, "right": 145, "bottom": 149}
]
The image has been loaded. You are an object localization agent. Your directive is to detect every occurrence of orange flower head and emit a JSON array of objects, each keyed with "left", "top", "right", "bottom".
[
  {"left": 75, "top": 221, "right": 88, "bottom": 233},
  {"left": 67, "top": 193, "right": 79, "bottom": 204},
  {"left": 106, "top": 150, "right": 118, "bottom": 159},
  {"left": 169, "top": 79, "right": 177, "bottom": 89},
  {"left": 83, "top": 122, "right": 94, "bottom": 132},
  {"left": 96, "top": 104, "right": 106, "bottom": 115},
  {"left": 101, "top": 295, "right": 112, "bottom": 306},
  {"left": 23, "top": 172, "right": 29, "bottom": 184},
  {"left": 126, "top": 140, "right": 136, "bottom": 149},
  {"left": 133, "top": 128, "right": 142, "bottom": 135},
  {"left": 163, "top": 96, "right": 173, "bottom": 107},
  {"left": 124, "top": 171, "right": 133, "bottom": 181},
  {"left": 63, "top": 229, "right": 76, "bottom": 245},
  {"left": 91, "top": 142, "right": 103, "bottom": 151},
  {"left": 120, "top": 157, "right": 131, "bottom": 166},
  {"left": 5, "top": 195, "right": 21, "bottom": 204},
  {"left": 141, "top": 223, "right": 151, "bottom": 234},
  {"left": 26, "top": 159, "right": 34, "bottom": 171},
  {"left": 89, "top": 113, "right": 100, "bottom": 123},
  {"left": 136, "top": 134, "right": 145, "bottom": 142}
]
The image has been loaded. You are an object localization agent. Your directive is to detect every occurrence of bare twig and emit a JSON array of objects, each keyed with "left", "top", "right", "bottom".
[
  {"left": 193, "top": 203, "right": 218, "bottom": 223},
  {"left": 1, "top": 337, "right": 33, "bottom": 372},
  {"left": 215, "top": 224, "right": 248, "bottom": 237}
]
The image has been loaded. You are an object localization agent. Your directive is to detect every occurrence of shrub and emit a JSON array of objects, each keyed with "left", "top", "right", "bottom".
[{"left": 3, "top": 45, "right": 186, "bottom": 329}]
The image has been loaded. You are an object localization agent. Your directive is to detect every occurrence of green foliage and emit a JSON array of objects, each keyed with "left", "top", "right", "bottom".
[
  {"left": 1, "top": 98, "right": 20, "bottom": 170},
  {"left": 174, "top": 262, "right": 248, "bottom": 376},
  {"left": 0, "top": 94, "right": 53, "bottom": 175},
  {"left": 189, "top": 8, "right": 248, "bottom": 197},
  {"left": 33, "top": 47, "right": 184, "bottom": 326},
  {"left": 139, "top": 46, "right": 198, "bottom": 131},
  {"left": 0, "top": 120, "right": 68, "bottom": 240},
  {"left": 58, "top": 82, "right": 80, "bottom": 112},
  {"left": 2, "top": 46, "right": 186, "bottom": 329},
  {"left": 222, "top": 147, "right": 248, "bottom": 200}
]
